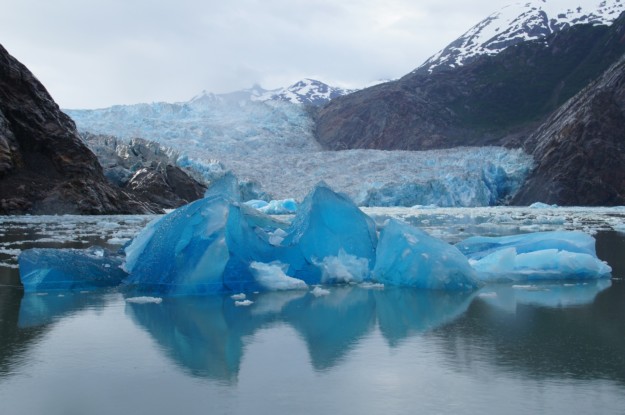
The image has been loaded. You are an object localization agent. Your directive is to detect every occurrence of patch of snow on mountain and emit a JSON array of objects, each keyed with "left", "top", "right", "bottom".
[
  {"left": 418, "top": 0, "right": 625, "bottom": 74},
  {"left": 253, "top": 78, "right": 356, "bottom": 106}
]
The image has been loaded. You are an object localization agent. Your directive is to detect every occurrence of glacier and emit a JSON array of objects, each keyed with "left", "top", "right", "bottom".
[
  {"left": 18, "top": 183, "right": 612, "bottom": 295},
  {"left": 66, "top": 93, "right": 533, "bottom": 207}
]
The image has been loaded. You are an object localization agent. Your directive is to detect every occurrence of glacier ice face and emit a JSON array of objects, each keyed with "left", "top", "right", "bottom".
[
  {"left": 457, "top": 231, "right": 612, "bottom": 281},
  {"left": 19, "top": 247, "right": 127, "bottom": 292},
  {"left": 67, "top": 94, "right": 533, "bottom": 207},
  {"left": 372, "top": 219, "right": 479, "bottom": 291}
]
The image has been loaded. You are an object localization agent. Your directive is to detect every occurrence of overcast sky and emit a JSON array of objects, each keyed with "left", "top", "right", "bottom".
[{"left": 0, "top": 0, "right": 515, "bottom": 109}]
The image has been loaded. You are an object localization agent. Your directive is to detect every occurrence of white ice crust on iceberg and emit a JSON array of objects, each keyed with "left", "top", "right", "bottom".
[{"left": 249, "top": 261, "right": 308, "bottom": 291}]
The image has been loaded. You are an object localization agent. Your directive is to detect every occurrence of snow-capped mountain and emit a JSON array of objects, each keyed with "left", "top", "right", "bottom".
[
  {"left": 188, "top": 78, "right": 354, "bottom": 106},
  {"left": 253, "top": 78, "right": 356, "bottom": 106},
  {"left": 417, "top": 0, "right": 625, "bottom": 74}
]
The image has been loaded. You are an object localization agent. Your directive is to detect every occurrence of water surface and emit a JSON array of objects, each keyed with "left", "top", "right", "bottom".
[{"left": 0, "top": 209, "right": 624, "bottom": 414}]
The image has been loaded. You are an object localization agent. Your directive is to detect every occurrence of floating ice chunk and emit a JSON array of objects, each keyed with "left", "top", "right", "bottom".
[
  {"left": 126, "top": 296, "right": 163, "bottom": 304},
  {"left": 19, "top": 247, "right": 127, "bottom": 292},
  {"left": 360, "top": 282, "right": 384, "bottom": 290},
  {"left": 311, "top": 286, "right": 331, "bottom": 297},
  {"left": 529, "top": 202, "right": 558, "bottom": 209},
  {"left": 470, "top": 247, "right": 612, "bottom": 281},
  {"left": 281, "top": 183, "right": 378, "bottom": 284},
  {"left": 372, "top": 219, "right": 478, "bottom": 290},
  {"left": 231, "top": 293, "right": 246, "bottom": 300},
  {"left": 316, "top": 249, "right": 370, "bottom": 284},
  {"left": 235, "top": 300, "right": 254, "bottom": 307},
  {"left": 268, "top": 228, "right": 288, "bottom": 246},
  {"left": 249, "top": 261, "right": 308, "bottom": 291},
  {"left": 458, "top": 231, "right": 611, "bottom": 281},
  {"left": 613, "top": 223, "right": 625, "bottom": 234},
  {"left": 456, "top": 231, "right": 599, "bottom": 260}
]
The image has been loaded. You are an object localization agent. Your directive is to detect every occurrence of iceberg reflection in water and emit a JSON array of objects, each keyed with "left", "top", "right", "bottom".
[{"left": 1, "top": 233, "right": 623, "bottom": 415}]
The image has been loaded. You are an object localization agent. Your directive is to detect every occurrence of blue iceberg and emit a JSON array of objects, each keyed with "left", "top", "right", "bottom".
[
  {"left": 123, "top": 196, "right": 231, "bottom": 295},
  {"left": 372, "top": 219, "right": 479, "bottom": 290},
  {"left": 123, "top": 183, "right": 377, "bottom": 294},
  {"left": 18, "top": 181, "right": 612, "bottom": 296},
  {"left": 19, "top": 247, "right": 127, "bottom": 292},
  {"left": 456, "top": 231, "right": 612, "bottom": 281},
  {"left": 279, "top": 183, "right": 378, "bottom": 284}
]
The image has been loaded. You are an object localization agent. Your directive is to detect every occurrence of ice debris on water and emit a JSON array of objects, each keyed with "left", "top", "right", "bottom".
[
  {"left": 125, "top": 296, "right": 163, "bottom": 304},
  {"left": 17, "top": 177, "right": 613, "bottom": 295},
  {"left": 311, "top": 286, "right": 331, "bottom": 297},
  {"left": 235, "top": 300, "right": 254, "bottom": 307}
]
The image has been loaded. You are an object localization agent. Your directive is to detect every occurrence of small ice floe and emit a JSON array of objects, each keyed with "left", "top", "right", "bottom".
[
  {"left": 478, "top": 292, "right": 498, "bottom": 298},
  {"left": 360, "top": 282, "right": 385, "bottom": 290},
  {"left": 512, "top": 284, "right": 543, "bottom": 291},
  {"left": 235, "top": 300, "right": 254, "bottom": 307},
  {"left": 311, "top": 286, "right": 330, "bottom": 297},
  {"left": 125, "top": 296, "right": 163, "bottom": 304},
  {"left": 231, "top": 293, "right": 246, "bottom": 300}
]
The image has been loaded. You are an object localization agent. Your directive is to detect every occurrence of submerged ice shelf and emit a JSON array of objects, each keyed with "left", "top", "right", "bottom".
[{"left": 17, "top": 181, "right": 612, "bottom": 294}]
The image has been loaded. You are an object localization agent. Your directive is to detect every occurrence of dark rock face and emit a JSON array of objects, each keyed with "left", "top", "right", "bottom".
[
  {"left": 0, "top": 44, "right": 155, "bottom": 214},
  {"left": 315, "top": 14, "right": 625, "bottom": 151},
  {"left": 511, "top": 56, "right": 625, "bottom": 206},
  {"left": 82, "top": 133, "right": 206, "bottom": 209}
]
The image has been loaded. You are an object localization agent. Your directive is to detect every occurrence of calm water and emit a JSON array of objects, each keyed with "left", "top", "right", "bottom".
[{"left": 1, "top": 209, "right": 624, "bottom": 414}]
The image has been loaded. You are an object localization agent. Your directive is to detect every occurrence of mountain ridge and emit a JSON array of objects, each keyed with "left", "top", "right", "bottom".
[
  {"left": 417, "top": 0, "right": 625, "bottom": 74},
  {"left": 315, "top": 11, "right": 625, "bottom": 153}
]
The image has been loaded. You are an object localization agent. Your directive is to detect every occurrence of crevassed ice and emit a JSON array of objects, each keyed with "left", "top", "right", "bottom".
[{"left": 67, "top": 98, "right": 533, "bottom": 207}]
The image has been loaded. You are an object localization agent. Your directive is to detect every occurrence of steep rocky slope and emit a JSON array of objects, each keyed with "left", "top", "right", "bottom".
[
  {"left": 315, "top": 12, "right": 625, "bottom": 151},
  {"left": 83, "top": 134, "right": 206, "bottom": 209},
  {"left": 0, "top": 44, "right": 156, "bottom": 214},
  {"left": 511, "top": 55, "right": 625, "bottom": 205}
]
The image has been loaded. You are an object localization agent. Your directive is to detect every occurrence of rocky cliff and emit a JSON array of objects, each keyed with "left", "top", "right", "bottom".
[
  {"left": 511, "top": 55, "right": 625, "bottom": 206},
  {"left": 0, "top": 44, "right": 156, "bottom": 214},
  {"left": 315, "top": 13, "right": 625, "bottom": 151},
  {"left": 83, "top": 133, "right": 206, "bottom": 209}
]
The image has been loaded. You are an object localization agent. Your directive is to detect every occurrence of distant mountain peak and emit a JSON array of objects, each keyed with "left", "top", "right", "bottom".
[
  {"left": 188, "top": 78, "right": 354, "bottom": 106},
  {"left": 252, "top": 78, "right": 356, "bottom": 106},
  {"left": 416, "top": 0, "right": 625, "bottom": 74}
]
